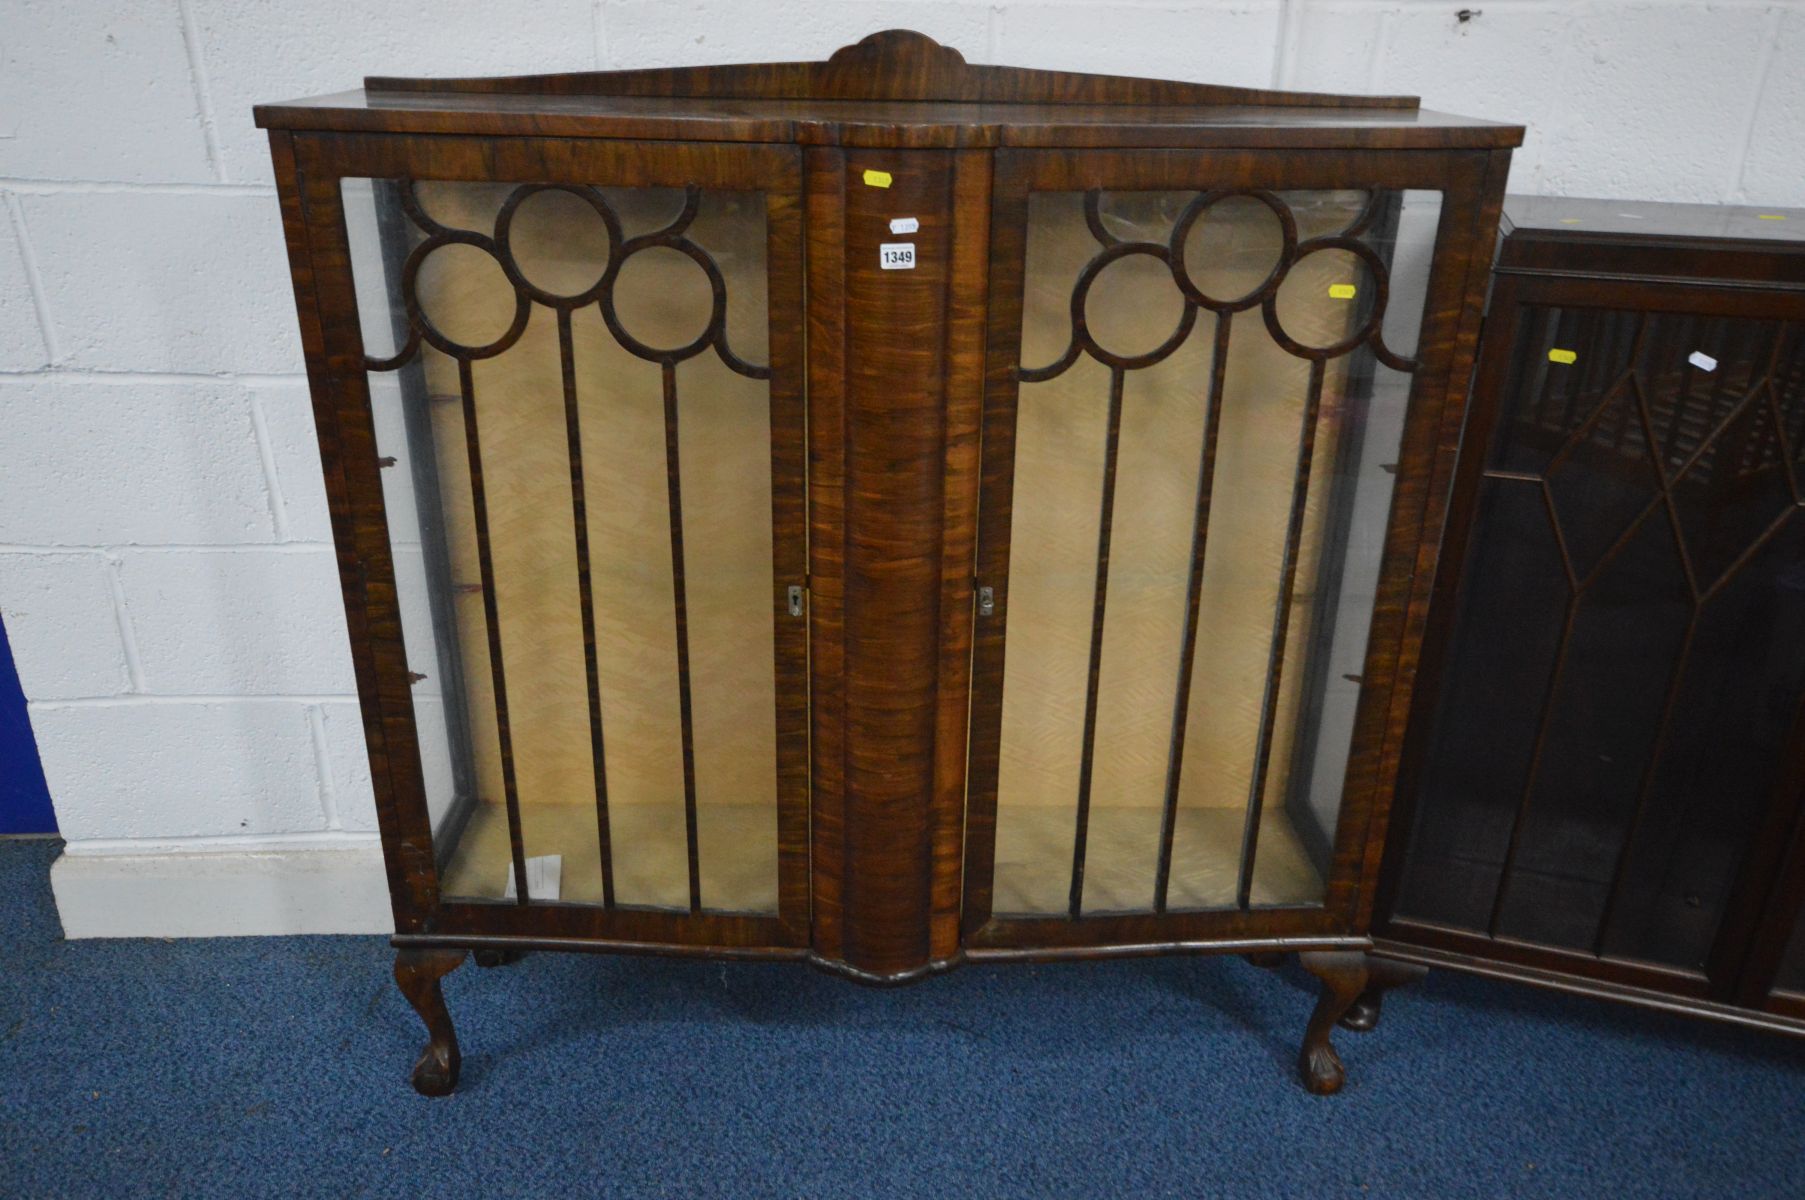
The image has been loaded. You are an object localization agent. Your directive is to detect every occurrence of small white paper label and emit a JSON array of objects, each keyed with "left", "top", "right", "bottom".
[
  {"left": 1687, "top": 351, "right": 1718, "bottom": 372},
  {"left": 888, "top": 216, "right": 919, "bottom": 235},
  {"left": 879, "top": 242, "right": 916, "bottom": 270},
  {"left": 502, "top": 854, "right": 562, "bottom": 901}
]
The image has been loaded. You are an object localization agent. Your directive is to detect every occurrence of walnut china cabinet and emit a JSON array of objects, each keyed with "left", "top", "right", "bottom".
[{"left": 256, "top": 31, "right": 1520, "bottom": 1095}]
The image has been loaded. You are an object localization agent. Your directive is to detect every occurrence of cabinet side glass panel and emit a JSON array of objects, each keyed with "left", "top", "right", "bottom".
[
  {"left": 991, "top": 187, "right": 1440, "bottom": 917},
  {"left": 339, "top": 178, "right": 780, "bottom": 914}
]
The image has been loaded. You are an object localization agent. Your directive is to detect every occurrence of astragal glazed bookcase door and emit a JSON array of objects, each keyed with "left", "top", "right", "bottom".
[
  {"left": 963, "top": 149, "right": 1482, "bottom": 951},
  {"left": 1376, "top": 196, "right": 1805, "bottom": 1039},
  {"left": 295, "top": 136, "right": 811, "bottom": 950}
]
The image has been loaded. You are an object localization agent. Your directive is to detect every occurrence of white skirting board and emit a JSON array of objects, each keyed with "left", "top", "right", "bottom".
[{"left": 50, "top": 840, "right": 394, "bottom": 937}]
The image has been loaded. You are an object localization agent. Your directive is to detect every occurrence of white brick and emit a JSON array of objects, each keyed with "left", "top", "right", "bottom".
[
  {"left": 0, "top": 379, "right": 276, "bottom": 546},
  {"left": 190, "top": 0, "right": 598, "bottom": 185},
  {"left": 118, "top": 548, "right": 355, "bottom": 694},
  {"left": 1738, "top": 10, "right": 1805, "bottom": 206},
  {"left": 0, "top": 218, "right": 51, "bottom": 370},
  {"left": 1283, "top": 3, "right": 1384, "bottom": 94},
  {"left": 995, "top": 2, "right": 1279, "bottom": 89},
  {"left": 31, "top": 700, "right": 328, "bottom": 839},
  {"left": 603, "top": 0, "right": 990, "bottom": 70},
  {"left": 250, "top": 381, "right": 335, "bottom": 544},
  {"left": 318, "top": 700, "right": 378, "bottom": 832},
  {"left": 1327, "top": 3, "right": 1775, "bottom": 202},
  {"left": 0, "top": 553, "right": 131, "bottom": 699},
  {"left": 19, "top": 191, "right": 301, "bottom": 374},
  {"left": 0, "top": 0, "right": 215, "bottom": 183}
]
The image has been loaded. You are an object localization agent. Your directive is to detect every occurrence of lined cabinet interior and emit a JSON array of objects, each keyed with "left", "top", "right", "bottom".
[
  {"left": 326, "top": 145, "right": 808, "bottom": 936},
  {"left": 965, "top": 150, "right": 1462, "bottom": 937}
]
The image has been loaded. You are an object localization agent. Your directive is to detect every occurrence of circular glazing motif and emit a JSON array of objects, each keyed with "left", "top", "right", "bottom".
[
  {"left": 406, "top": 238, "right": 531, "bottom": 359},
  {"left": 1174, "top": 192, "right": 1294, "bottom": 311},
  {"left": 1265, "top": 240, "right": 1388, "bottom": 360},
  {"left": 1077, "top": 244, "right": 1194, "bottom": 369},
  {"left": 605, "top": 243, "right": 724, "bottom": 362},
  {"left": 496, "top": 186, "right": 621, "bottom": 306}
]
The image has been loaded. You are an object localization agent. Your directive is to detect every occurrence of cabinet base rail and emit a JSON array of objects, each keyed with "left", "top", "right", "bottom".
[{"left": 388, "top": 935, "right": 1418, "bottom": 1097}]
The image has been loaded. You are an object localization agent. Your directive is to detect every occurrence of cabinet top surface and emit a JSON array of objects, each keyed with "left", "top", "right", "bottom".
[
  {"left": 253, "top": 30, "right": 1523, "bottom": 151},
  {"left": 1502, "top": 194, "right": 1805, "bottom": 246}
]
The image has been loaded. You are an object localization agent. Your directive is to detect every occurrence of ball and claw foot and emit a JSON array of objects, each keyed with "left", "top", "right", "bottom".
[
  {"left": 1299, "top": 1037, "right": 1348, "bottom": 1096},
  {"left": 1296, "top": 950, "right": 1370, "bottom": 1096},
  {"left": 411, "top": 1038, "right": 461, "bottom": 1097},
  {"left": 395, "top": 948, "right": 468, "bottom": 1097}
]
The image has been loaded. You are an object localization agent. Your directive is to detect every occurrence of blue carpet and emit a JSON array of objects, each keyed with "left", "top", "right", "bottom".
[{"left": 3, "top": 839, "right": 1803, "bottom": 1198}]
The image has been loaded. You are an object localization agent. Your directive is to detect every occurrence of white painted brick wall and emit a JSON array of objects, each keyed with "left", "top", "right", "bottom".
[
  {"left": 19, "top": 191, "right": 300, "bottom": 373},
  {"left": 0, "top": 379, "right": 279, "bottom": 545},
  {"left": 32, "top": 701, "right": 333, "bottom": 841},
  {"left": 0, "top": 0, "right": 1798, "bottom": 935},
  {"left": 0, "top": 553, "right": 131, "bottom": 699},
  {"left": 0, "top": 215, "right": 51, "bottom": 370},
  {"left": 117, "top": 548, "right": 357, "bottom": 695}
]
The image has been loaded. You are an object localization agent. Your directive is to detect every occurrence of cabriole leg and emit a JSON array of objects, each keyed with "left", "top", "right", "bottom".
[
  {"left": 394, "top": 948, "right": 468, "bottom": 1097},
  {"left": 1296, "top": 950, "right": 1370, "bottom": 1095},
  {"left": 1340, "top": 956, "right": 1428, "bottom": 1033}
]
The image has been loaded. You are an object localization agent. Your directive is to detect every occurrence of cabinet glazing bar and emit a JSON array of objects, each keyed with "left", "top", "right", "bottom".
[
  {"left": 1154, "top": 314, "right": 1233, "bottom": 913},
  {"left": 1236, "top": 357, "right": 1328, "bottom": 910},
  {"left": 1068, "top": 364, "right": 1127, "bottom": 918},
  {"left": 454, "top": 356, "right": 532, "bottom": 904},
  {"left": 661, "top": 358, "right": 704, "bottom": 914},
  {"left": 553, "top": 305, "right": 616, "bottom": 909}
]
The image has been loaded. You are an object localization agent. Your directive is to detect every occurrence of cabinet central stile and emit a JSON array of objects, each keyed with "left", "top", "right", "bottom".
[{"left": 804, "top": 147, "right": 990, "bottom": 980}]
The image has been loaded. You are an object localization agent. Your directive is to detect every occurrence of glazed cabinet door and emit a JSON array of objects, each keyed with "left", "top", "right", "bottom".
[
  {"left": 281, "top": 134, "right": 808, "bottom": 949},
  {"left": 962, "top": 147, "right": 1502, "bottom": 949},
  {"left": 1380, "top": 276, "right": 1805, "bottom": 1003}
]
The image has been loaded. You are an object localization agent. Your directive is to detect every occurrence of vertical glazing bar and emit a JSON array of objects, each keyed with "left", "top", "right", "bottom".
[
  {"left": 662, "top": 360, "right": 703, "bottom": 914},
  {"left": 457, "top": 357, "right": 530, "bottom": 904},
  {"left": 1591, "top": 624, "right": 1697, "bottom": 955},
  {"left": 1485, "top": 482, "right": 1582, "bottom": 937},
  {"left": 1069, "top": 365, "right": 1128, "bottom": 919},
  {"left": 1155, "top": 314, "right": 1232, "bottom": 913},
  {"left": 558, "top": 309, "right": 616, "bottom": 910},
  {"left": 1236, "top": 358, "right": 1328, "bottom": 909}
]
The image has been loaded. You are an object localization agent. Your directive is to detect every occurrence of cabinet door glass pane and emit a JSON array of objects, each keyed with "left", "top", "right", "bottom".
[
  {"left": 991, "top": 187, "right": 1441, "bottom": 916},
  {"left": 340, "top": 178, "right": 788, "bottom": 914},
  {"left": 1395, "top": 308, "right": 1805, "bottom": 970}
]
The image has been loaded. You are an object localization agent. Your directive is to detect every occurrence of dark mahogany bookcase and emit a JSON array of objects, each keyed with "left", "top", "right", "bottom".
[
  {"left": 256, "top": 31, "right": 1519, "bottom": 1095},
  {"left": 1377, "top": 194, "right": 1805, "bottom": 1037}
]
